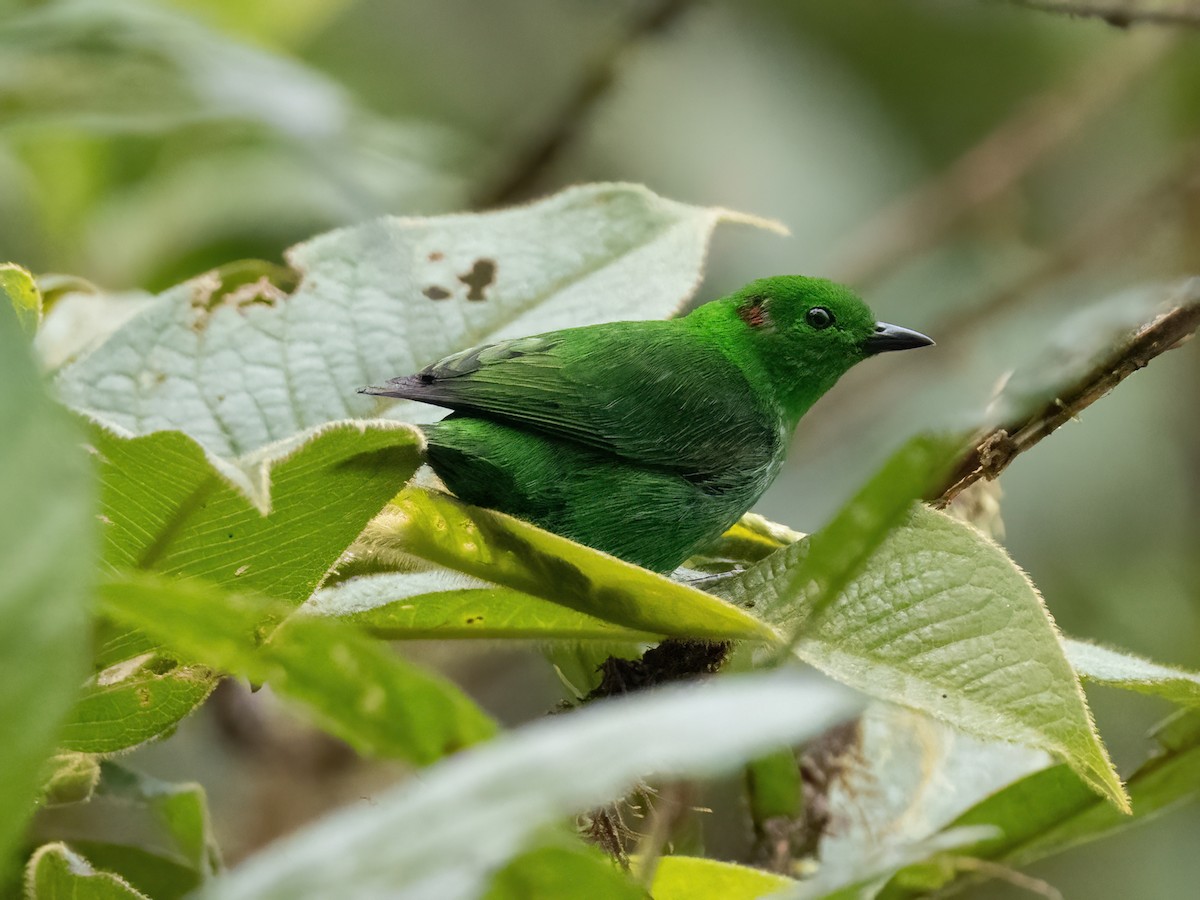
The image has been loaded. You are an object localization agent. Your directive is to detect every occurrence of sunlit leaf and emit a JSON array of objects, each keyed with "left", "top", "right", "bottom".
[
  {"left": 0, "top": 300, "right": 94, "bottom": 875},
  {"left": 0, "top": 262, "right": 41, "bottom": 333},
  {"left": 308, "top": 571, "right": 655, "bottom": 641},
  {"left": 357, "top": 487, "right": 777, "bottom": 642},
  {"left": 92, "top": 420, "right": 423, "bottom": 601},
  {"left": 648, "top": 855, "right": 792, "bottom": 899},
  {"left": 100, "top": 572, "right": 496, "bottom": 764}
]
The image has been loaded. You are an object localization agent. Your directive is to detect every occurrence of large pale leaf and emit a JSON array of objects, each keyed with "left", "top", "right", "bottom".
[
  {"left": 351, "top": 487, "right": 777, "bottom": 642},
  {"left": 57, "top": 183, "right": 780, "bottom": 457},
  {"left": 879, "top": 711, "right": 1200, "bottom": 898},
  {"left": 720, "top": 506, "right": 1126, "bottom": 810},
  {"left": 205, "top": 672, "right": 857, "bottom": 900},
  {"left": 767, "top": 434, "right": 965, "bottom": 652},
  {"left": 100, "top": 572, "right": 496, "bottom": 764},
  {"left": 92, "top": 419, "right": 423, "bottom": 601},
  {"left": 790, "top": 704, "right": 1048, "bottom": 898},
  {"left": 0, "top": 301, "right": 94, "bottom": 874}
]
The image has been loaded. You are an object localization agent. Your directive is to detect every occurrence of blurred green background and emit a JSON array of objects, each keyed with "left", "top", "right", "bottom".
[{"left": 4, "top": 0, "right": 1198, "bottom": 895}]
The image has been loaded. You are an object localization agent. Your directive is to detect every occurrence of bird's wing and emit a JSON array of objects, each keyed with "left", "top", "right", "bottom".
[{"left": 361, "top": 323, "right": 780, "bottom": 481}]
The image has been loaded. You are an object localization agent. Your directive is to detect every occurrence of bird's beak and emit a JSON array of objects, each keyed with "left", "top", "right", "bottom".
[{"left": 863, "top": 322, "right": 935, "bottom": 355}]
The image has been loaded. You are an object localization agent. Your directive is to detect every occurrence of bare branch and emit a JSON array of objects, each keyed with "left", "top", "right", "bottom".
[
  {"left": 474, "top": 0, "right": 696, "bottom": 209},
  {"left": 1002, "top": 0, "right": 1200, "bottom": 28},
  {"left": 931, "top": 280, "right": 1200, "bottom": 507},
  {"left": 826, "top": 32, "right": 1173, "bottom": 288},
  {"left": 933, "top": 143, "right": 1200, "bottom": 346}
]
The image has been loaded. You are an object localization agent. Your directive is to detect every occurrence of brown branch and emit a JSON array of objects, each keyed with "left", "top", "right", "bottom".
[
  {"left": 1003, "top": 0, "right": 1200, "bottom": 28},
  {"left": 930, "top": 280, "right": 1200, "bottom": 507},
  {"left": 473, "top": 0, "right": 697, "bottom": 209},
  {"left": 826, "top": 31, "right": 1173, "bottom": 288}
]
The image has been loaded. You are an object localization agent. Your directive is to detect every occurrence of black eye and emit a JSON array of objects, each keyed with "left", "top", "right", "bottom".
[{"left": 806, "top": 306, "right": 834, "bottom": 330}]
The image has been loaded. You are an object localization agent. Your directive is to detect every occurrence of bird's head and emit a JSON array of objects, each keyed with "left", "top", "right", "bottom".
[{"left": 710, "top": 275, "right": 933, "bottom": 421}]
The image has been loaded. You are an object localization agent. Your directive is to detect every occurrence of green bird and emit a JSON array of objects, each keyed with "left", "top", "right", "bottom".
[{"left": 361, "top": 276, "right": 932, "bottom": 573}]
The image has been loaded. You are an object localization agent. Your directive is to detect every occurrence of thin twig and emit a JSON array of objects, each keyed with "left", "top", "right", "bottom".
[
  {"left": 932, "top": 145, "right": 1200, "bottom": 347},
  {"left": 931, "top": 280, "right": 1200, "bottom": 507},
  {"left": 940, "top": 856, "right": 1064, "bottom": 900},
  {"left": 474, "top": 0, "right": 696, "bottom": 209},
  {"left": 631, "top": 783, "right": 689, "bottom": 889},
  {"left": 1003, "top": 0, "right": 1200, "bottom": 28},
  {"left": 826, "top": 31, "right": 1173, "bottom": 288},
  {"left": 793, "top": 146, "right": 1200, "bottom": 460}
]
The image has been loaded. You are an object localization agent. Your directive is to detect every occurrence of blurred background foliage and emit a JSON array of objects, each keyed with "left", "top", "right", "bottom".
[{"left": 3, "top": 0, "right": 1198, "bottom": 896}]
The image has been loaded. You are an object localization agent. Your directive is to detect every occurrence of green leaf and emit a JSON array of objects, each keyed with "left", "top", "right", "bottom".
[
  {"left": 1066, "top": 638, "right": 1200, "bottom": 708},
  {"left": 0, "top": 0, "right": 400, "bottom": 145},
  {"left": 92, "top": 420, "right": 424, "bottom": 601},
  {"left": 0, "top": 297, "right": 94, "bottom": 876},
  {"left": 0, "top": 262, "right": 41, "bottom": 334},
  {"left": 99, "top": 571, "right": 496, "bottom": 764},
  {"left": 485, "top": 834, "right": 644, "bottom": 900},
  {"left": 745, "top": 748, "right": 803, "bottom": 824},
  {"left": 649, "top": 856, "right": 793, "bottom": 899},
  {"left": 57, "top": 183, "right": 781, "bottom": 457},
  {"left": 204, "top": 671, "right": 857, "bottom": 900},
  {"left": 684, "top": 513, "right": 805, "bottom": 573},
  {"left": 37, "top": 754, "right": 100, "bottom": 808},
  {"left": 358, "top": 487, "right": 777, "bottom": 642},
  {"left": 32, "top": 763, "right": 218, "bottom": 900},
  {"left": 879, "top": 712, "right": 1200, "bottom": 899},
  {"left": 25, "top": 844, "right": 149, "bottom": 900},
  {"left": 308, "top": 572, "right": 656, "bottom": 641},
  {"left": 59, "top": 659, "right": 217, "bottom": 754},
  {"left": 721, "top": 504, "right": 1127, "bottom": 811}
]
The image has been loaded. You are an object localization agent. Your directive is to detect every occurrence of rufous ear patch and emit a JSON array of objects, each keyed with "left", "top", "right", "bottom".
[{"left": 737, "top": 295, "right": 772, "bottom": 329}]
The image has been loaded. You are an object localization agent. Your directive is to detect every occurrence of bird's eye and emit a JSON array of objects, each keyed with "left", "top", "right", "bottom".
[{"left": 806, "top": 307, "right": 835, "bottom": 330}]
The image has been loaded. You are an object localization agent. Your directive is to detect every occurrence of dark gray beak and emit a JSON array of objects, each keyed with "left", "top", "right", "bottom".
[{"left": 863, "top": 322, "right": 935, "bottom": 355}]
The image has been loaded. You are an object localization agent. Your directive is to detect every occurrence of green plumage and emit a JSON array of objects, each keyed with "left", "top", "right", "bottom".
[{"left": 362, "top": 276, "right": 932, "bottom": 573}]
